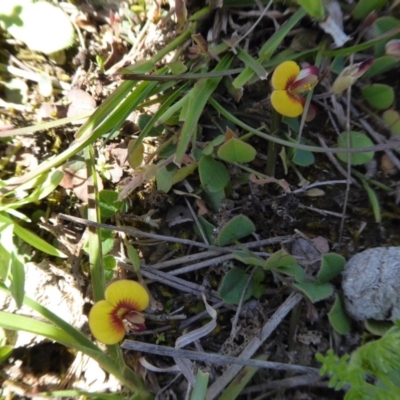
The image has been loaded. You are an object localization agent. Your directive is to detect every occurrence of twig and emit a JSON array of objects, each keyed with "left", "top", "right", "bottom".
[
  {"left": 298, "top": 204, "right": 345, "bottom": 218},
  {"left": 350, "top": 102, "right": 400, "bottom": 172},
  {"left": 121, "top": 336, "right": 318, "bottom": 375},
  {"left": 206, "top": 292, "right": 303, "bottom": 399},
  {"left": 338, "top": 84, "right": 353, "bottom": 244},
  {"left": 317, "top": 136, "right": 360, "bottom": 188},
  {"left": 58, "top": 213, "right": 240, "bottom": 254},
  {"left": 230, "top": 267, "right": 257, "bottom": 338},
  {"left": 241, "top": 373, "right": 324, "bottom": 394}
]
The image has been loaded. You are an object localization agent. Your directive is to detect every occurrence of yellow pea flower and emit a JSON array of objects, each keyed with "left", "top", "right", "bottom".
[
  {"left": 88, "top": 280, "right": 150, "bottom": 345},
  {"left": 271, "top": 61, "right": 319, "bottom": 118}
]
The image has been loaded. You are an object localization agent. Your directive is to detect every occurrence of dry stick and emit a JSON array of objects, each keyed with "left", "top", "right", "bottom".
[
  {"left": 206, "top": 292, "right": 303, "bottom": 400},
  {"left": 338, "top": 87, "right": 353, "bottom": 244},
  {"left": 58, "top": 213, "right": 240, "bottom": 254},
  {"left": 168, "top": 254, "right": 234, "bottom": 276},
  {"left": 121, "top": 334, "right": 317, "bottom": 375},
  {"left": 152, "top": 235, "right": 293, "bottom": 270},
  {"left": 230, "top": 266, "right": 258, "bottom": 339},
  {"left": 298, "top": 203, "right": 345, "bottom": 218},
  {"left": 241, "top": 373, "right": 323, "bottom": 394},
  {"left": 317, "top": 136, "right": 361, "bottom": 188}
]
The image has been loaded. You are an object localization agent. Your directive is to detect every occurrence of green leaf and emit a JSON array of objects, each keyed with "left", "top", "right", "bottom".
[
  {"left": 156, "top": 164, "right": 176, "bottom": 193},
  {"left": 217, "top": 215, "right": 255, "bottom": 246},
  {"left": 291, "top": 148, "right": 315, "bottom": 166},
  {"left": 364, "top": 319, "right": 393, "bottom": 336},
  {"left": 219, "top": 355, "right": 269, "bottom": 400},
  {"left": 0, "top": 311, "right": 77, "bottom": 344},
  {"left": 233, "top": 8, "right": 307, "bottom": 88},
  {"left": 352, "top": 0, "right": 386, "bottom": 20},
  {"left": 127, "top": 244, "right": 141, "bottom": 272},
  {"left": 13, "top": 223, "right": 67, "bottom": 258},
  {"left": 194, "top": 216, "right": 216, "bottom": 245},
  {"left": 293, "top": 282, "right": 334, "bottom": 303},
  {"left": 103, "top": 254, "right": 116, "bottom": 271},
  {"left": 362, "top": 179, "right": 382, "bottom": 223},
  {"left": 363, "top": 56, "right": 397, "bottom": 79},
  {"left": 171, "top": 162, "right": 198, "bottom": 185},
  {"left": 0, "top": 346, "right": 13, "bottom": 364},
  {"left": 175, "top": 54, "right": 233, "bottom": 164},
  {"left": 199, "top": 156, "right": 229, "bottom": 193},
  {"left": 362, "top": 83, "right": 394, "bottom": 110},
  {"left": 203, "top": 188, "right": 225, "bottom": 212},
  {"left": 383, "top": 109, "right": 400, "bottom": 136},
  {"left": 317, "top": 253, "right": 346, "bottom": 283},
  {"left": 169, "top": 61, "right": 188, "bottom": 75},
  {"left": 218, "top": 267, "right": 260, "bottom": 305},
  {"left": 328, "top": 294, "right": 351, "bottom": 335},
  {"left": 190, "top": 370, "right": 209, "bottom": 400},
  {"left": 1, "top": 0, "right": 75, "bottom": 54},
  {"left": 374, "top": 17, "right": 400, "bottom": 56},
  {"left": 233, "top": 251, "right": 266, "bottom": 268},
  {"left": 10, "top": 253, "right": 25, "bottom": 309},
  {"left": 127, "top": 140, "right": 144, "bottom": 169},
  {"left": 0, "top": 169, "right": 63, "bottom": 211},
  {"left": 297, "top": 0, "right": 325, "bottom": 20},
  {"left": 264, "top": 248, "right": 297, "bottom": 270},
  {"left": 336, "top": 131, "right": 374, "bottom": 165},
  {"left": 236, "top": 47, "right": 268, "bottom": 79},
  {"left": 217, "top": 138, "right": 257, "bottom": 163},
  {"left": 99, "top": 190, "right": 123, "bottom": 219},
  {"left": 137, "top": 114, "right": 163, "bottom": 136},
  {"left": 276, "top": 264, "right": 305, "bottom": 283}
]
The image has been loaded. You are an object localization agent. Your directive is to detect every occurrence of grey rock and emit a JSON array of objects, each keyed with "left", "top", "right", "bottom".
[{"left": 342, "top": 247, "right": 400, "bottom": 321}]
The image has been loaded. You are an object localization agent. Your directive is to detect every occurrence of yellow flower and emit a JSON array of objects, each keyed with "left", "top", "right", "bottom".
[
  {"left": 89, "top": 280, "right": 150, "bottom": 345},
  {"left": 271, "top": 61, "right": 319, "bottom": 118}
]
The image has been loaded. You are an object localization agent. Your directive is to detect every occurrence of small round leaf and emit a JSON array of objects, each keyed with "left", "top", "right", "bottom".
[
  {"left": 199, "top": 156, "right": 229, "bottom": 193},
  {"left": 362, "top": 84, "right": 394, "bottom": 110},
  {"left": 217, "top": 215, "right": 255, "bottom": 246},
  {"left": 337, "top": 131, "right": 374, "bottom": 165},
  {"left": 217, "top": 138, "right": 257, "bottom": 163}
]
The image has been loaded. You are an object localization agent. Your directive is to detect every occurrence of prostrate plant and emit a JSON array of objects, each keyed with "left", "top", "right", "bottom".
[{"left": 316, "top": 322, "right": 400, "bottom": 399}]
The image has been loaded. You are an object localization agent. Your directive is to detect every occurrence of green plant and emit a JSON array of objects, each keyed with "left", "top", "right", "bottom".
[{"left": 317, "top": 322, "right": 400, "bottom": 399}]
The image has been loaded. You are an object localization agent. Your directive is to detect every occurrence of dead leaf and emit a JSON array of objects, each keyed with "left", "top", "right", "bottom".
[
  {"left": 304, "top": 188, "right": 325, "bottom": 197},
  {"left": 67, "top": 89, "right": 96, "bottom": 124}
]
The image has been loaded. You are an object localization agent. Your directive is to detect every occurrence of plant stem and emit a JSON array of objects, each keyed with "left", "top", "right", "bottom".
[{"left": 266, "top": 109, "right": 281, "bottom": 177}]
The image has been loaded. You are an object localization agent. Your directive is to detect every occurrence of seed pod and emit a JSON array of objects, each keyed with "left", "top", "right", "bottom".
[{"left": 342, "top": 247, "right": 400, "bottom": 321}]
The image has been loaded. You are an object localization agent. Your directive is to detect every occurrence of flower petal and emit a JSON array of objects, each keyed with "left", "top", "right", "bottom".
[
  {"left": 271, "top": 61, "right": 300, "bottom": 90},
  {"left": 271, "top": 90, "right": 304, "bottom": 117},
  {"left": 89, "top": 300, "right": 126, "bottom": 344},
  {"left": 291, "top": 75, "right": 318, "bottom": 93},
  {"left": 105, "top": 280, "right": 150, "bottom": 312}
]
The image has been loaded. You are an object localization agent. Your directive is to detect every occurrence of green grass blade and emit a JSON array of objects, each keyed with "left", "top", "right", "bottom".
[
  {"left": 129, "top": 83, "right": 190, "bottom": 155},
  {"left": 13, "top": 223, "right": 67, "bottom": 257},
  {"left": 175, "top": 54, "right": 233, "bottom": 164},
  {"left": 1, "top": 170, "right": 63, "bottom": 211},
  {"left": 323, "top": 26, "right": 400, "bottom": 57},
  {"left": 0, "top": 312, "right": 78, "bottom": 344},
  {"left": 218, "top": 355, "right": 268, "bottom": 400},
  {"left": 10, "top": 253, "right": 25, "bottom": 308},
  {"left": 233, "top": 7, "right": 307, "bottom": 88},
  {"left": 190, "top": 370, "right": 209, "bottom": 400},
  {"left": 236, "top": 47, "right": 268, "bottom": 79}
]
